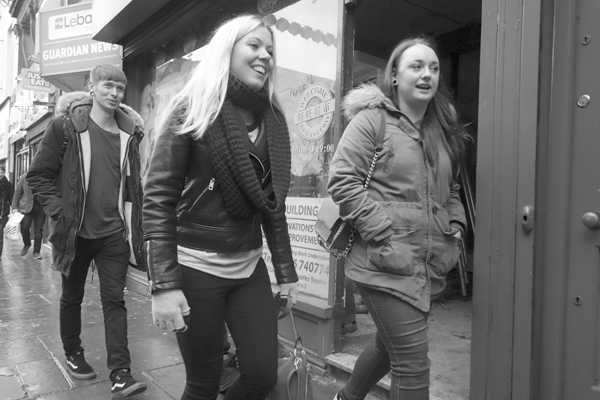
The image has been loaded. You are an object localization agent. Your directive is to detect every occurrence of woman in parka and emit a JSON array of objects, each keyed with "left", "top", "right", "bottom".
[
  {"left": 143, "top": 14, "right": 298, "bottom": 400},
  {"left": 328, "top": 36, "right": 469, "bottom": 400}
]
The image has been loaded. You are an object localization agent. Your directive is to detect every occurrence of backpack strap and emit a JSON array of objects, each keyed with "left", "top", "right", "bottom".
[{"left": 59, "top": 117, "right": 73, "bottom": 165}]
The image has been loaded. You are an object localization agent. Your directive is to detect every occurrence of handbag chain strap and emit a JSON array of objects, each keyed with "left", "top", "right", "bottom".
[
  {"left": 324, "top": 108, "right": 387, "bottom": 259},
  {"left": 331, "top": 148, "right": 381, "bottom": 259}
]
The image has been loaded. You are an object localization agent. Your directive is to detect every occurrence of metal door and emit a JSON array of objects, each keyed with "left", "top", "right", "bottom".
[{"left": 562, "top": 0, "right": 600, "bottom": 397}]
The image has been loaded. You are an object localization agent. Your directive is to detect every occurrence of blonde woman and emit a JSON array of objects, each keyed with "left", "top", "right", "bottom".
[{"left": 143, "top": 15, "right": 298, "bottom": 400}]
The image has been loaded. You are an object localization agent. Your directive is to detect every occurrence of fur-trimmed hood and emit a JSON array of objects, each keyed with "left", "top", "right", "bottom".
[
  {"left": 56, "top": 91, "right": 145, "bottom": 133},
  {"left": 342, "top": 83, "right": 399, "bottom": 122}
]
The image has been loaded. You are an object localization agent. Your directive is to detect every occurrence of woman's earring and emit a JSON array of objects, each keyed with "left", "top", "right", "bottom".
[{"left": 392, "top": 78, "right": 398, "bottom": 86}]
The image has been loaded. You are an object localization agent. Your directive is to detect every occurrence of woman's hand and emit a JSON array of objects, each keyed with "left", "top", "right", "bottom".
[
  {"left": 279, "top": 282, "right": 299, "bottom": 305},
  {"left": 450, "top": 223, "right": 464, "bottom": 240},
  {"left": 152, "top": 289, "right": 190, "bottom": 333}
]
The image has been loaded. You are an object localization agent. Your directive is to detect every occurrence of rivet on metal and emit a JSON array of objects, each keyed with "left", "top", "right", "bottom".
[
  {"left": 581, "top": 35, "right": 591, "bottom": 45},
  {"left": 577, "top": 95, "right": 591, "bottom": 108},
  {"left": 573, "top": 296, "right": 583, "bottom": 306}
]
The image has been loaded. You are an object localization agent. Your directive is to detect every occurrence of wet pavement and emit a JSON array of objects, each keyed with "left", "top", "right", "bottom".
[
  {"left": 0, "top": 240, "right": 349, "bottom": 400},
  {"left": 0, "top": 237, "right": 469, "bottom": 400}
]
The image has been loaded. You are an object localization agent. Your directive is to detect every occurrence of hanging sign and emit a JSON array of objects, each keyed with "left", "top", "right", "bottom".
[
  {"left": 20, "top": 69, "right": 55, "bottom": 93},
  {"left": 39, "top": 3, "right": 122, "bottom": 77}
]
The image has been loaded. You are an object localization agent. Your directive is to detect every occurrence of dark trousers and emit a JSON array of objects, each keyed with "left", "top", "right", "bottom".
[
  {"left": 20, "top": 204, "right": 47, "bottom": 252},
  {"left": 340, "top": 283, "right": 430, "bottom": 400},
  {"left": 60, "top": 232, "right": 131, "bottom": 372},
  {"left": 177, "top": 259, "right": 278, "bottom": 400},
  {"left": 0, "top": 220, "right": 6, "bottom": 257}
]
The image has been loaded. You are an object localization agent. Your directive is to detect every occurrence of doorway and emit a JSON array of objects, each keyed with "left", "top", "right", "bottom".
[{"left": 340, "top": 1, "right": 482, "bottom": 399}]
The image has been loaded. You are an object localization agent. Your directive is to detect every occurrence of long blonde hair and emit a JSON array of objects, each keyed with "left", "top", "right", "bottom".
[{"left": 159, "top": 15, "right": 277, "bottom": 140}]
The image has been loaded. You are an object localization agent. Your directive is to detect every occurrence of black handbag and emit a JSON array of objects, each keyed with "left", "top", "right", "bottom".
[
  {"left": 266, "top": 293, "right": 313, "bottom": 400},
  {"left": 315, "top": 108, "right": 387, "bottom": 258}
]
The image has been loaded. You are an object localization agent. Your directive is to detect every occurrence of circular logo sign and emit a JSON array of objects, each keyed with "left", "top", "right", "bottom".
[{"left": 294, "top": 83, "right": 335, "bottom": 142}]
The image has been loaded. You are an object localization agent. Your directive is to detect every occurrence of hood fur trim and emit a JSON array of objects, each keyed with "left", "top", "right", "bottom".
[
  {"left": 56, "top": 91, "right": 145, "bottom": 130},
  {"left": 342, "top": 83, "right": 398, "bottom": 121}
]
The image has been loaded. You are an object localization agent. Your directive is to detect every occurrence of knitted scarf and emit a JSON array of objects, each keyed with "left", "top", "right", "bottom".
[{"left": 206, "top": 76, "right": 291, "bottom": 219}]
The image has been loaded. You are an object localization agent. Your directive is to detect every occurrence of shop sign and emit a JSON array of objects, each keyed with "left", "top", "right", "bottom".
[
  {"left": 20, "top": 69, "right": 54, "bottom": 93},
  {"left": 39, "top": 3, "right": 122, "bottom": 77},
  {"left": 264, "top": 197, "right": 330, "bottom": 300},
  {"left": 294, "top": 83, "right": 334, "bottom": 142}
]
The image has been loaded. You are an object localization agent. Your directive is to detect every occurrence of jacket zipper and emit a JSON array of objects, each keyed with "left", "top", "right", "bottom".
[
  {"left": 120, "top": 136, "right": 133, "bottom": 242},
  {"left": 64, "top": 118, "right": 87, "bottom": 234},
  {"left": 189, "top": 178, "right": 215, "bottom": 211},
  {"left": 423, "top": 147, "right": 432, "bottom": 308},
  {"left": 249, "top": 153, "right": 270, "bottom": 185}
]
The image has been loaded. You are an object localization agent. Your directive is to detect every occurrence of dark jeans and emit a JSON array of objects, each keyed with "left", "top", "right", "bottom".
[
  {"left": 21, "top": 204, "right": 47, "bottom": 252},
  {"left": 177, "top": 259, "right": 278, "bottom": 400},
  {"left": 0, "top": 220, "right": 6, "bottom": 257},
  {"left": 339, "top": 283, "right": 430, "bottom": 400},
  {"left": 60, "top": 232, "right": 131, "bottom": 371}
]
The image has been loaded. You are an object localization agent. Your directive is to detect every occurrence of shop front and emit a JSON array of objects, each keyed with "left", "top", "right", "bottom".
[{"left": 91, "top": 0, "right": 600, "bottom": 399}]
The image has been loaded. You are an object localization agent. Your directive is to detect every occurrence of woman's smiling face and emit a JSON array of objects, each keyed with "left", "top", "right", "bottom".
[
  {"left": 230, "top": 26, "right": 274, "bottom": 91},
  {"left": 394, "top": 43, "right": 440, "bottom": 109}
]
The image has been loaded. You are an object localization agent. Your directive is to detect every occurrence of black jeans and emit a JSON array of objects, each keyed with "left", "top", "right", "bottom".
[
  {"left": 177, "top": 259, "right": 278, "bottom": 400},
  {"left": 20, "top": 203, "right": 47, "bottom": 252},
  {"left": 0, "top": 219, "right": 6, "bottom": 257},
  {"left": 60, "top": 232, "right": 131, "bottom": 371}
]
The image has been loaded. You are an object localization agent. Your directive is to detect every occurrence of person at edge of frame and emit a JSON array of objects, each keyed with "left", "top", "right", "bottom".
[
  {"left": 143, "top": 14, "right": 299, "bottom": 400},
  {"left": 12, "top": 172, "right": 47, "bottom": 260},
  {"left": 26, "top": 64, "right": 148, "bottom": 399},
  {"left": 328, "top": 35, "right": 470, "bottom": 400},
  {"left": 0, "top": 167, "right": 14, "bottom": 260}
]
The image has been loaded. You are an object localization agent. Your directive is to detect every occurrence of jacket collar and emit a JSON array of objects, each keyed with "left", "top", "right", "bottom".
[
  {"left": 342, "top": 83, "right": 421, "bottom": 140},
  {"left": 342, "top": 83, "right": 399, "bottom": 121},
  {"left": 56, "top": 91, "right": 144, "bottom": 136}
]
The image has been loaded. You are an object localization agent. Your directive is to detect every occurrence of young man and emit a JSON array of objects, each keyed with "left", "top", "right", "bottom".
[
  {"left": 12, "top": 173, "right": 46, "bottom": 259},
  {"left": 27, "top": 64, "right": 147, "bottom": 399},
  {"left": 0, "top": 168, "right": 14, "bottom": 259}
]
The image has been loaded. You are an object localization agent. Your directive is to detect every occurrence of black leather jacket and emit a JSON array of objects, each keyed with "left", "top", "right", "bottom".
[{"left": 143, "top": 122, "right": 298, "bottom": 294}]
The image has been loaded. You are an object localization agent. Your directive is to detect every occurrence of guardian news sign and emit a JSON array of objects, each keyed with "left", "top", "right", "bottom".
[{"left": 40, "top": 3, "right": 122, "bottom": 76}]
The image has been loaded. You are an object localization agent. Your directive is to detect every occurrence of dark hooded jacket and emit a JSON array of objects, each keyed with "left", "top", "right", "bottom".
[
  {"left": 0, "top": 176, "right": 14, "bottom": 224},
  {"left": 26, "top": 92, "right": 146, "bottom": 277}
]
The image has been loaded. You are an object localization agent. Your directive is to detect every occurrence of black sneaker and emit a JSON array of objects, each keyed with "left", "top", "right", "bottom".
[
  {"left": 65, "top": 351, "right": 96, "bottom": 380},
  {"left": 20, "top": 245, "right": 30, "bottom": 257},
  {"left": 110, "top": 369, "right": 147, "bottom": 399}
]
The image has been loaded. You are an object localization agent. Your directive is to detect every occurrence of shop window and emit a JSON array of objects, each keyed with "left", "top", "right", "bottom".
[{"left": 15, "top": 149, "right": 29, "bottom": 181}]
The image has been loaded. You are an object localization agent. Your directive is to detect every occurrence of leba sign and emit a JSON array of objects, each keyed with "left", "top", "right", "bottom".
[{"left": 40, "top": 3, "right": 122, "bottom": 76}]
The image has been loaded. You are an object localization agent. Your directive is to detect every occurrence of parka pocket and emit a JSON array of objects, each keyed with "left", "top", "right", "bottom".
[
  {"left": 429, "top": 228, "right": 461, "bottom": 277},
  {"left": 48, "top": 213, "right": 67, "bottom": 250},
  {"left": 367, "top": 232, "right": 415, "bottom": 276}
]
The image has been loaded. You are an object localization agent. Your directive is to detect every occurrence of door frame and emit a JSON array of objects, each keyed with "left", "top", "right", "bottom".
[
  {"left": 536, "top": 0, "right": 598, "bottom": 398},
  {"left": 470, "top": 0, "right": 542, "bottom": 398}
]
